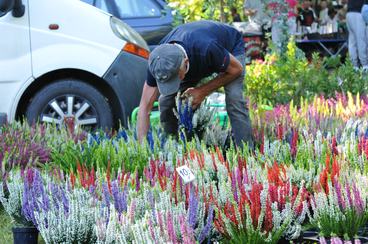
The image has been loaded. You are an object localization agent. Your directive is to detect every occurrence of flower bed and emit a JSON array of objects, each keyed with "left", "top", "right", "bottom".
[{"left": 0, "top": 93, "right": 368, "bottom": 243}]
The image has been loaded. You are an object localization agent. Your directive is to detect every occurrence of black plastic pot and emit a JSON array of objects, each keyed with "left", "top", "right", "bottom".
[
  {"left": 302, "top": 235, "right": 368, "bottom": 244},
  {"left": 12, "top": 226, "right": 38, "bottom": 244}
]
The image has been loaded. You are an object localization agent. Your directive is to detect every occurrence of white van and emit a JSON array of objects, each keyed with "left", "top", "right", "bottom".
[{"left": 0, "top": 0, "right": 149, "bottom": 129}]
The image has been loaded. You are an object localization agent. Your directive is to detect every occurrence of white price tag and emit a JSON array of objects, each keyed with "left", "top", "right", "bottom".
[{"left": 176, "top": 165, "right": 195, "bottom": 184}]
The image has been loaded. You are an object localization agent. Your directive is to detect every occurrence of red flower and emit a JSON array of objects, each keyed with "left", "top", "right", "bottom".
[
  {"left": 277, "top": 123, "right": 284, "bottom": 141},
  {"left": 249, "top": 183, "right": 263, "bottom": 228},
  {"left": 216, "top": 147, "right": 225, "bottom": 163},
  {"left": 331, "top": 137, "right": 339, "bottom": 156},
  {"left": 264, "top": 198, "right": 273, "bottom": 232},
  {"left": 319, "top": 168, "right": 329, "bottom": 194},
  {"left": 70, "top": 171, "right": 76, "bottom": 189}
]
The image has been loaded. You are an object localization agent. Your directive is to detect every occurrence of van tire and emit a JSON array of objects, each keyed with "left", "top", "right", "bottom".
[{"left": 26, "top": 79, "right": 113, "bottom": 130}]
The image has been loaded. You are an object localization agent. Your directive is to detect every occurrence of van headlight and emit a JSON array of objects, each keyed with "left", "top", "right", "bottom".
[{"left": 110, "top": 16, "right": 149, "bottom": 51}]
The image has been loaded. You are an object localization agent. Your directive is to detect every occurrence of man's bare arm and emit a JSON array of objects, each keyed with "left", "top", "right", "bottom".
[{"left": 137, "top": 82, "right": 159, "bottom": 143}]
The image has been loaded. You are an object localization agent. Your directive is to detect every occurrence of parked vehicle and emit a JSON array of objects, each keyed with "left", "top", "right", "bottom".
[
  {"left": 0, "top": 0, "right": 149, "bottom": 129},
  {"left": 81, "top": 0, "right": 175, "bottom": 50}
]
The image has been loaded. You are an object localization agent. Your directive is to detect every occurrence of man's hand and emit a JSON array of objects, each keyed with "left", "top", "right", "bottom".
[
  {"left": 183, "top": 87, "right": 207, "bottom": 109},
  {"left": 186, "top": 54, "right": 242, "bottom": 107}
]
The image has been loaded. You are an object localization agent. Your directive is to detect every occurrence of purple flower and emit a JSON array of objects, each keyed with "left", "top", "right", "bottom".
[
  {"left": 147, "top": 130, "right": 154, "bottom": 152},
  {"left": 148, "top": 190, "right": 156, "bottom": 223},
  {"left": 177, "top": 98, "right": 194, "bottom": 133},
  {"left": 198, "top": 206, "right": 213, "bottom": 243},
  {"left": 49, "top": 183, "right": 61, "bottom": 209},
  {"left": 334, "top": 179, "right": 345, "bottom": 210},
  {"left": 187, "top": 188, "right": 198, "bottom": 228},
  {"left": 35, "top": 173, "right": 48, "bottom": 204},
  {"left": 352, "top": 183, "right": 364, "bottom": 214},
  {"left": 117, "top": 130, "right": 128, "bottom": 142},
  {"left": 22, "top": 168, "right": 50, "bottom": 227},
  {"left": 148, "top": 218, "right": 156, "bottom": 242},
  {"left": 60, "top": 184, "right": 69, "bottom": 214},
  {"left": 102, "top": 183, "right": 110, "bottom": 208},
  {"left": 0, "top": 127, "right": 50, "bottom": 173},
  {"left": 236, "top": 168, "right": 242, "bottom": 193},
  {"left": 135, "top": 170, "right": 140, "bottom": 192},
  {"left": 129, "top": 199, "right": 136, "bottom": 222},
  {"left": 111, "top": 181, "right": 121, "bottom": 212},
  {"left": 157, "top": 210, "right": 164, "bottom": 233},
  {"left": 345, "top": 183, "right": 353, "bottom": 208},
  {"left": 22, "top": 180, "right": 37, "bottom": 225},
  {"left": 231, "top": 170, "right": 238, "bottom": 203}
]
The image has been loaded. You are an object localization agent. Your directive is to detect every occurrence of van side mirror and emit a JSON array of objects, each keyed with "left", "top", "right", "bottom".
[
  {"left": 12, "top": 0, "right": 24, "bottom": 17},
  {"left": 0, "top": 0, "right": 14, "bottom": 17}
]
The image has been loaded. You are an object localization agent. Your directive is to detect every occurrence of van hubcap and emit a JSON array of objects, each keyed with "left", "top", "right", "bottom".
[{"left": 40, "top": 95, "right": 98, "bottom": 129}]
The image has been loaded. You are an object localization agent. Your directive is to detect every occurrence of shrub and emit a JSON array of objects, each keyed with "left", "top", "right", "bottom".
[{"left": 245, "top": 40, "right": 368, "bottom": 106}]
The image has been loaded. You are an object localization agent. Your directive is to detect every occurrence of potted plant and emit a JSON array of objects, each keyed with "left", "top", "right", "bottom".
[
  {"left": 0, "top": 170, "right": 38, "bottom": 244},
  {"left": 306, "top": 179, "right": 368, "bottom": 243}
]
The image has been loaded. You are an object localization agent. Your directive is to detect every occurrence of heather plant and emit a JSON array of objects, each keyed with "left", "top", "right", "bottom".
[
  {"left": 212, "top": 180, "right": 308, "bottom": 243},
  {"left": 0, "top": 170, "right": 33, "bottom": 227},
  {"left": 96, "top": 183, "right": 215, "bottom": 243},
  {"left": 174, "top": 92, "right": 230, "bottom": 148},
  {"left": 34, "top": 187, "right": 98, "bottom": 244},
  {"left": 0, "top": 123, "right": 51, "bottom": 177},
  {"left": 20, "top": 168, "right": 98, "bottom": 244},
  {"left": 308, "top": 179, "right": 368, "bottom": 240},
  {"left": 252, "top": 93, "right": 368, "bottom": 141}
]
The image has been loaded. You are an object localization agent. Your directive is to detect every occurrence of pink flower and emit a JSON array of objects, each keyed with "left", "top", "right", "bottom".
[
  {"left": 331, "top": 237, "right": 343, "bottom": 244},
  {"left": 167, "top": 211, "right": 177, "bottom": 243},
  {"left": 268, "top": 2, "right": 278, "bottom": 10},
  {"left": 286, "top": 0, "right": 297, "bottom": 8},
  {"left": 320, "top": 236, "right": 327, "bottom": 244},
  {"left": 354, "top": 239, "right": 361, "bottom": 244},
  {"left": 288, "top": 11, "right": 297, "bottom": 18}
]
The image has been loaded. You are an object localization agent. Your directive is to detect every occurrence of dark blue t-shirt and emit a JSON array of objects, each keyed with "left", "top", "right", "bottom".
[{"left": 146, "top": 20, "right": 244, "bottom": 87}]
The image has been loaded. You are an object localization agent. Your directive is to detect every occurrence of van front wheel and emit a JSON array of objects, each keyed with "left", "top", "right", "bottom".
[{"left": 26, "top": 79, "right": 113, "bottom": 130}]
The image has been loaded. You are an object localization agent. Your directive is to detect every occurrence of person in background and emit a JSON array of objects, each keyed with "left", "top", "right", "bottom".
[
  {"left": 336, "top": 0, "right": 348, "bottom": 32},
  {"left": 243, "top": 0, "right": 269, "bottom": 32},
  {"left": 319, "top": 0, "right": 330, "bottom": 25},
  {"left": 298, "top": 0, "right": 317, "bottom": 27},
  {"left": 231, "top": 7, "right": 242, "bottom": 22},
  {"left": 346, "top": 0, "right": 368, "bottom": 71}
]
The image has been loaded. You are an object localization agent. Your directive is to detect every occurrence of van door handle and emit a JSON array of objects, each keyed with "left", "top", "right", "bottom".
[{"left": 49, "top": 24, "right": 59, "bottom": 30}]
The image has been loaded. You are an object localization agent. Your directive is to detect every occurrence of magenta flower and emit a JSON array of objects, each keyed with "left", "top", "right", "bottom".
[
  {"left": 286, "top": 0, "right": 297, "bottom": 8},
  {"left": 334, "top": 179, "right": 346, "bottom": 210},
  {"left": 167, "top": 211, "right": 177, "bottom": 243},
  {"left": 352, "top": 184, "right": 364, "bottom": 214}
]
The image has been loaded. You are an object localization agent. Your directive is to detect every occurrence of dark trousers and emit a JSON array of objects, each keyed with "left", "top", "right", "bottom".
[{"left": 159, "top": 54, "right": 253, "bottom": 148}]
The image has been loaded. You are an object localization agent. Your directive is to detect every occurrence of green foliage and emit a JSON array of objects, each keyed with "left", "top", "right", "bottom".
[
  {"left": 0, "top": 208, "right": 13, "bottom": 244},
  {"left": 245, "top": 40, "right": 368, "bottom": 106},
  {"left": 50, "top": 134, "right": 151, "bottom": 176},
  {"left": 167, "top": 0, "right": 244, "bottom": 22}
]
